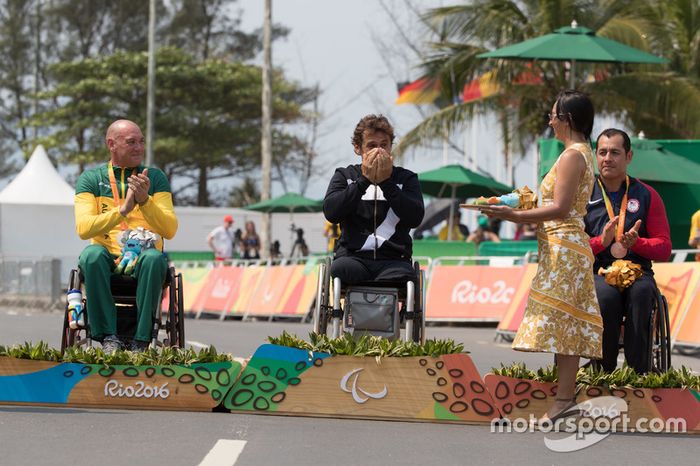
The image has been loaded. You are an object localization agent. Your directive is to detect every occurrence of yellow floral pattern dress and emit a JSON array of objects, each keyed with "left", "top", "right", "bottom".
[{"left": 513, "top": 142, "right": 603, "bottom": 358}]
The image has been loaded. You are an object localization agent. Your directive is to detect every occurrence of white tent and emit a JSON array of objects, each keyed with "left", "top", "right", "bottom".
[
  {"left": 0, "top": 145, "right": 74, "bottom": 205},
  {"left": 0, "top": 146, "right": 85, "bottom": 275}
]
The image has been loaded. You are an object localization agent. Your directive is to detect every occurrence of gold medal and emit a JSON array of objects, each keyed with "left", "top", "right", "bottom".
[{"left": 611, "top": 241, "right": 627, "bottom": 259}]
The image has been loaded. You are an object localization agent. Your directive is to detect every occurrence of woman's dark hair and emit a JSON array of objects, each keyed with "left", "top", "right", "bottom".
[{"left": 554, "top": 90, "right": 594, "bottom": 140}]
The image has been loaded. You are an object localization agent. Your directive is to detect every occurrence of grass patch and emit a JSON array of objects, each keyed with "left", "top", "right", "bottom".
[
  {"left": 267, "top": 331, "right": 465, "bottom": 357},
  {"left": 0, "top": 341, "right": 232, "bottom": 366},
  {"left": 491, "top": 362, "right": 700, "bottom": 390}
]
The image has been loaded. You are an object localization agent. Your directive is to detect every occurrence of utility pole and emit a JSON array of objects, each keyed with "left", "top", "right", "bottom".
[
  {"left": 146, "top": 0, "right": 156, "bottom": 166},
  {"left": 33, "top": 0, "right": 42, "bottom": 140},
  {"left": 260, "top": 0, "right": 273, "bottom": 258}
]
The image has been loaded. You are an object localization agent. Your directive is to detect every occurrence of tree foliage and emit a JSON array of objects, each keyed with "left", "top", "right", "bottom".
[
  {"left": 0, "top": 0, "right": 319, "bottom": 205},
  {"left": 30, "top": 47, "right": 317, "bottom": 205},
  {"left": 396, "top": 0, "right": 700, "bottom": 158}
]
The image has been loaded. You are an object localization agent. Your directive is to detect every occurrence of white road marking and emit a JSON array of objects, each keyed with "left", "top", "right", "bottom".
[
  {"left": 187, "top": 340, "right": 210, "bottom": 349},
  {"left": 6, "top": 310, "right": 17, "bottom": 316},
  {"left": 198, "top": 439, "right": 247, "bottom": 466}
]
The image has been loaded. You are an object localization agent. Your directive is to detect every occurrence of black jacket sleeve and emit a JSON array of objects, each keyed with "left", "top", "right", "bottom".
[
  {"left": 323, "top": 168, "right": 372, "bottom": 223},
  {"left": 378, "top": 171, "right": 424, "bottom": 228}
]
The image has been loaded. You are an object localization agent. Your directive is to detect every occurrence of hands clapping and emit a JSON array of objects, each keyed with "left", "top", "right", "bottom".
[
  {"left": 619, "top": 219, "right": 642, "bottom": 249},
  {"left": 600, "top": 216, "right": 641, "bottom": 249},
  {"left": 119, "top": 168, "right": 150, "bottom": 217}
]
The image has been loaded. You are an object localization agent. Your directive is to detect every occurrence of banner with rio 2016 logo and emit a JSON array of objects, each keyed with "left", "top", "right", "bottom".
[{"left": 425, "top": 265, "right": 527, "bottom": 321}]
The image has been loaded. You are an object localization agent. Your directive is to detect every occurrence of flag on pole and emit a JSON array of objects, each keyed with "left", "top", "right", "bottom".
[
  {"left": 462, "top": 71, "right": 500, "bottom": 103},
  {"left": 395, "top": 77, "right": 441, "bottom": 105},
  {"left": 462, "top": 66, "right": 543, "bottom": 103}
]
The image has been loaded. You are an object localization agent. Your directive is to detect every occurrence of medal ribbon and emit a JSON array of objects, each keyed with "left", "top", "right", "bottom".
[
  {"left": 108, "top": 162, "right": 131, "bottom": 231},
  {"left": 597, "top": 175, "right": 629, "bottom": 242}
]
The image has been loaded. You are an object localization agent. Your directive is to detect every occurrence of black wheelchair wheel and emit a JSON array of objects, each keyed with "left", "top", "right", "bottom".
[
  {"left": 412, "top": 262, "right": 424, "bottom": 344},
  {"left": 650, "top": 292, "right": 670, "bottom": 373},
  {"left": 61, "top": 269, "right": 85, "bottom": 353},
  {"left": 176, "top": 272, "right": 185, "bottom": 348},
  {"left": 660, "top": 294, "right": 671, "bottom": 370},
  {"left": 316, "top": 257, "right": 331, "bottom": 336},
  {"left": 167, "top": 269, "right": 178, "bottom": 347},
  {"left": 60, "top": 305, "right": 70, "bottom": 354}
]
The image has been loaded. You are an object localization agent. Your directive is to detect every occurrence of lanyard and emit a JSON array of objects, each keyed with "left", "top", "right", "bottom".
[
  {"left": 597, "top": 175, "right": 629, "bottom": 241},
  {"left": 108, "top": 162, "right": 132, "bottom": 231}
]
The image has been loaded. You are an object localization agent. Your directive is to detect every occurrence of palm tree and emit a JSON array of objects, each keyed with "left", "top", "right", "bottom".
[{"left": 395, "top": 0, "right": 700, "bottom": 170}]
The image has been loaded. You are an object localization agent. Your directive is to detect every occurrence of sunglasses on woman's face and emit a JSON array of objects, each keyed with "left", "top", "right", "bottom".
[{"left": 548, "top": 112, "right": 568, "bottom": 121}]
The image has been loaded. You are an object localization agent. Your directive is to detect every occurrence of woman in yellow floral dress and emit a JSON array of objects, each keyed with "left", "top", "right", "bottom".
[{"left": 479, "top": 90, "right": 602, "bottom": 422}]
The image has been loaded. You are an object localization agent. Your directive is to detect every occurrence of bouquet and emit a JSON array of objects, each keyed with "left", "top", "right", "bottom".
[{"left": 597, "top": 260, "right": 643, "bottom": 291}]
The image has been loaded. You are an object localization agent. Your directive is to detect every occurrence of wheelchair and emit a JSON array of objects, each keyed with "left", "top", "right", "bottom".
[
  {"left": 60, "top": 266, "right": 185, "bottom": 353},
  {"left": 312, "top": 257, "right": 426, "bottom": 343},
  {"left": 645, "top": 287, "right": 671, "bottom": 372},
  {"left": 609, "top": 286, "right": 671, "bottom": 373}
]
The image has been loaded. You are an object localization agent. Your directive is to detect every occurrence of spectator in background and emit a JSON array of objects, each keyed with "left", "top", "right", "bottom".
[
  {"left": 241, "top": 220, "right": 261, "bottom": 259},
  {"left": 467, "top": 215, "right": 500, "bottom": 246},
  {"left": 438, "top": 211, "right": 469, "bottom": 241},
  {"left": 270, "top": 240, "right": 282, "bottom": 259},
  {"left": 207, "top": 215, "right": 235, "bottom": 261},
  {"left": 690, "top": 208, "right": 700, "bottom": 261},
  {"left": 323, "top": 220, "right": 341, "bottom": 252},
  {"left": 515, "top": 223, "right": 538, "bottom": 241}
]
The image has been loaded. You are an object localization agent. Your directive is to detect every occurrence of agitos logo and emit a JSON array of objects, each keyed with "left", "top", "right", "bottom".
[{"left": 340, "top": 368, "right": 388, "bottom": 404}]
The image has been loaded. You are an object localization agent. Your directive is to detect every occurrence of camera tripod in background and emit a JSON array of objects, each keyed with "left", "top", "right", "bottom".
[{"left": 289, "top": 223, "right": 309, "bottom": 258}]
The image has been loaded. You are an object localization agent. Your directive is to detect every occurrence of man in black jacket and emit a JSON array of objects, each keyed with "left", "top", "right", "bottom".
[{"left": 323, "top": 114, "right": 424, "bottom": 284}]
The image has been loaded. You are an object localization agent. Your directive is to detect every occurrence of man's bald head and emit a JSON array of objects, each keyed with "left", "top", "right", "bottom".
[
  {"left": 106, "top": 119, "right": 140, "bottom": 144},
  {"left": 106, "top": 119, "right": 145, "bottom": 168}
]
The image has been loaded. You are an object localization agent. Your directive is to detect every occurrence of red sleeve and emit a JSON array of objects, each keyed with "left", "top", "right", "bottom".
[
  {"left": 630, "top": 183, "right": 672, "bottom": 261},
  {"left": 589, "top": 235, "right": 606, "bottom": 255}
]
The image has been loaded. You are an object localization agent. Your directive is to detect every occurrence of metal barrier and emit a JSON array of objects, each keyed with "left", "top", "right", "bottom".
[
  {"left": 671, "top": 249, "right": 700, "bottom": 263},
  {"left": 0, "top": 258, "right": 62, "bottom": 308}
]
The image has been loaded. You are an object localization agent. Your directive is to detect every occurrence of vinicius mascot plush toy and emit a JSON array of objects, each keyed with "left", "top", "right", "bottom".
[
  {"left": 114, "top": 227, "right": 160, "bottom": 275},
  {"left": 114, "top": 237, "right": 142, "bottom": 275}
]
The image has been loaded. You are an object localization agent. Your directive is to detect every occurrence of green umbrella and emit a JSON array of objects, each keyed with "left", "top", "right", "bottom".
[
  {"left": 478, "top": 21, "right": 667, "bottom": 87},
  {"left": 538, "top": 137, "right": 700, "bottom": 185},
  {"left": 245, "top": 192, "right": 323, "bottom": 214},
  {"left": 245, "top": 193, "right": 323, "bottom": 256},
  {"left": 418, "top": 164, "right": 513, "bottom": 240}
]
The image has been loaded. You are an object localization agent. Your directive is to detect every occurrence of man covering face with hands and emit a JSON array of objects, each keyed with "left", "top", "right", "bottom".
[{"left": 323, "top": 114, "right": 424, "bottom": 284}]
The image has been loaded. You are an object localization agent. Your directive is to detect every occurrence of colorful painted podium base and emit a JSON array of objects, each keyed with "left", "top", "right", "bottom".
[
  {"left": 222, "top": 345, "right": 498, "bottom": 424},
  {"left": 0, "top": 356, "right": 242, "bottom": 411},
  {"left": 483, "top": 374, "right": 700, "bottom": 433},
  {"left": 1, "top": 346, "right": 699, "bottom": 434}
]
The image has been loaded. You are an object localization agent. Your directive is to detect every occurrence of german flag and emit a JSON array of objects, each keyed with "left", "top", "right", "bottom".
[
  {"left": 462, "top": 66, "right": 542, "bottom": 103},
  {"left": 462, "top": 71, "right": 500, "bottom": 103},
  {"left": 395, "top": 77, "right": 441, "bottom": 105}
]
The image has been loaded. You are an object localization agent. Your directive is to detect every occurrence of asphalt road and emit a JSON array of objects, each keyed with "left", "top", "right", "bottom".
[{"left": 1, "top": 307, "right": 700, "bottom": 466}]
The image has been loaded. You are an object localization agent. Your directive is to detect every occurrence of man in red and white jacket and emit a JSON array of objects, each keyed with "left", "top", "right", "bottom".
[{"left": 584, "top": 128, "right": 671, "bottom": 373}]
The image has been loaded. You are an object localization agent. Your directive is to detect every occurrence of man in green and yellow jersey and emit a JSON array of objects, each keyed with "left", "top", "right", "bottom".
[{"left": 74, "top": 119, "right": 178, "bottom": 353}]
